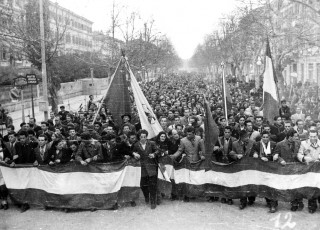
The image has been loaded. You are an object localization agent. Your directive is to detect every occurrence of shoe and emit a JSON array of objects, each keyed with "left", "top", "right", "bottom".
[
  {"left": 90, "top": 208, "right": 97, "bottom": 212},
  {"left": 156, "top": 199, "right": 161, "bottom": 205},
  {"left": 63, "top": 208, "right": 69, "bottom": 213},
  {"left": 43, "top": 206, "right": 48, "bottom": 211},
  {"left": 248, "top": 200, "right": 254, "bottom": 206},
  {"left": 20, "top": 204, "right": 30, "bottom": 213},
  {"left": 270, "top": 206, "right": 277, "bottom": 213},
  {"left": 207, "top": 197, "right": 214, "bottom": 203},
  {"left": 112, "top": 203, "right": 118, "bottom": 210},
  {"left": 183, "top": 196, "right": 190, "bottom": 202},
  {"left": 290, "top": 206, "right": 298, "bottom": 212},
  {"left": 239, "top": 204, "right": 246, "bottom": 210},
  {"left": 130, "top": 201, "right": 136, "bottom": 207},
  {"left": 170, "top": 194, "right": 177, "bottom": 201},
  {"left": 0, "top": 204, "right": 3, "bottom": 210},
  {"left": 309, "top": 209, "right": 316, "bottom": 214},
  {"left": 151, "top": 203, "right": 156, "bottom": 209},
  {"left": 213, "top": 197, "right": 219, "bottom": 202},
  {"left": 221, "top": 198, "right": 227, "bottom": 204},
  {"left": 145, "top": 197, "right": 150, "bottom": 204},
  {"left": 297, "top": 203, "right": 304, "bottom": 211},
  {"left": 228, "top": 199, "right": 233, "bottom": 205}
]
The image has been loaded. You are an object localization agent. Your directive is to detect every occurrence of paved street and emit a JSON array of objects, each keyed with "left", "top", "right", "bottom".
[
  {"left": 0, "top": 197, "right": 319, "bottom": 230},
  {"left": 7, "top": 89, "right": 108, "bottom": 132}
]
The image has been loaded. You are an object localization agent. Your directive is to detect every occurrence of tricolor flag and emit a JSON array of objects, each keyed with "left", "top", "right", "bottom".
[
  {"left": 0, "top": 160, "right": 141, "bottom": 210},
  {"left": 96, "top": 59, "right": 132, "bottom": 125},
  {"left": 158, "top": 156, "right": 320, "bottom": 201},
  {"left": 263, "top": 39, "right": 279, "bottom": 122},
  {"left": 127, "top": 61, "right": 163, "bottom": 139},
  {"left": 203, "top": 97, "right": 219, "bottom": 157}
]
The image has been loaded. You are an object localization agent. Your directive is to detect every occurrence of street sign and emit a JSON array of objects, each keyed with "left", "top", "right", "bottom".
[
  {"left": 26, "top": 74, "right": 38, "bottom": 85},
  {"left": 13, "top": 77, "right": 28, "bottom": 88},
  {"left": 9, "top": 87, "right": 21, "bottom": 101}
]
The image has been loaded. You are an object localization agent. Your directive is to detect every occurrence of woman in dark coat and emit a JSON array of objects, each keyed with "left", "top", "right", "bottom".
[{"left": 0, "top": 136, "right": 9, "bottom": 210}]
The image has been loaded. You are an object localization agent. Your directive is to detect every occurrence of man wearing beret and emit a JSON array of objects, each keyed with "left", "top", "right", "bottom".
[
  {"left": 76, "top": 132, "right": 103, "bottom": 165},
  {"left": 58, "top": 105, "right": 69, "bottom": 121}
]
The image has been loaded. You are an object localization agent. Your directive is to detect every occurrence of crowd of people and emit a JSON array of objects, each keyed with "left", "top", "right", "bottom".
[{"left": 0, "top": 74, "right": 320, "bottom": 214}]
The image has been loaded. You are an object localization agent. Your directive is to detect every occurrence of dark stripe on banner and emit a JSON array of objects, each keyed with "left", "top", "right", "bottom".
[
  {"left": 171, "top": 183, "right": 320, "bottom": 202},
  {"left": 0, "top": 159, "right": 140, "bottom": 174},
  {"left": 159, "top": 156, "right": 319, "bottom": 176},
  {"left": 8, "top": 187, "right": 140, "bottom": 210}
]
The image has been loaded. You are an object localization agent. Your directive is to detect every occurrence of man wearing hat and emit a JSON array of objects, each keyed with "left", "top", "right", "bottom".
[
  {"left": 58, "top": 105, "right": 69, "bottom": 121},
  {"left": 76, "top": 132, "right": 103, "bottom": 165},
  {"left": 120, "top": 114, "right": 136, "bottom": 134},
  {"left": 37, "top": 121, "right": 54, "bottom": 142}
]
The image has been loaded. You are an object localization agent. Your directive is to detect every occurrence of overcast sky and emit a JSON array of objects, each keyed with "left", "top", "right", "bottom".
[{"left": 55, "top": 0, "right": 238, "bottom": 59}]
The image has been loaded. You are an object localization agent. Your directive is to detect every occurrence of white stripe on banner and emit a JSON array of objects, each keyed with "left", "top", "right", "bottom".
[
  {"left": 0, "top": 169, "right": 4, "bottom": 186},
  {"left": 173, "top": 168, "right": 320, "bottom": 190},
  {"left": 0, "top": 166, "right": 141, "bottom": 194}
]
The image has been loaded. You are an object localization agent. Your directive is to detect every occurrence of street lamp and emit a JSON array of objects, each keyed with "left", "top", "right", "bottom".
[{"left": 256, "top": 56, "right": 262, "bottom": 89}]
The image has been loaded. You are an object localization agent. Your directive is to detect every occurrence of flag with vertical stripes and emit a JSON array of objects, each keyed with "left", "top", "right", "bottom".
[{"left": 263, "top": 39, "right": 279, "bottom": 122}]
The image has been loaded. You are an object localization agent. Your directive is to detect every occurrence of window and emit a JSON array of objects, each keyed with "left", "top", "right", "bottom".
[{"left": 308, "top": 63, "right": 314, "bottom": 80}]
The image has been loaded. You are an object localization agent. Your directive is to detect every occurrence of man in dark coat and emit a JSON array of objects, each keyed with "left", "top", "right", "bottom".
[
  {"left": 250, "top": 131, "right": 278, "bottom": 213},
  {"left": 279, "top": 99, "right": 291, "bottom": 120},
  {"left": 132, "top": 129, "right": 159, "bottom": 209}
]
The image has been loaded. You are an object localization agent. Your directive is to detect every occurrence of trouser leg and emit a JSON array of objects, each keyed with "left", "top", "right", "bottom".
[
  {"left": 149, "top": 175, "right": 158, "bottom": 205},
  {"left": 248, "top": 196, "right": 255, "bottom": 205},
  {"left": 308, "top": 198, "right": 317, "bottom": 212},
  {"left": 240, "top": 197, "right": 247, "bottom": 206},
  {"left": 140, "top": 176, "right": 150, "bottom": 202}
]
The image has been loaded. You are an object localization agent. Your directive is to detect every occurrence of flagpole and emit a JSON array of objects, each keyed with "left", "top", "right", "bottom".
[{"left": 221, "top": 62, "right": 228, "bottom": 125}]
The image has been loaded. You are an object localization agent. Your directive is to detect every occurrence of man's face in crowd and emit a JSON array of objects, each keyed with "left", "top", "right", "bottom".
[
  {"left": 106, "top": 126, "right": 114, "bottom": 134},
  {"left": 276, "top": 117, "right": 282, "bottom": 125},
  {"left": 184, "top": 109, "right": 190, "bottom": 117},
  {"left": 82, "top": 126, "right": 88, "bottom": 133},
  {"left": 7, "top": 127, "right": 13, "bottom": 133},
  {"left": 38, "top": 136, "right": 47, "bottom": 147},
  {"left": 246, "top": 122, "right": 253, "bottom": 131},
  {"left": 250, "top": 103, "right": 255, "bottom": 110},
  {"left": 220, "top": 118, "right": 227, "bottom": 127},
  {"left": 70, "top": 144, "right": 77, "bottom": 152},
  {"left": 281, "top": 102, "right": 286, "bottom": 107},
  {"left": 168, "top": 111, "right": 174, "bottom": 118},
  {"left": 41, "top": 124, "right": 48, "bottom": 131},
  {"left": 94, "top": 124, "right": 100, "bottom": 131},
  {"left": 224, "top": 129, "right": 231, "bottom": 139},
  {"left": 160, "top": 134, "right": 166, "bottom": 142},
  {"left": 261, "top": 134, "right": 270, "bottom": 144},
  {"left": 129, "top": 135, "right": 137, "bottom": 144},
  {"left": 309, "top": 132, "right": 318, "bottom": 144},
  {"left": 21, "top": 124, "right": 27, "bottom": 130},
  {"left": 66, "top": 116, "right": 72, "bottom": 123},
  {"left": 186, "top": 131, "right": 195, "bottom": 140},
  {"left": 25, "top": 123, "right": 30, "bottom": 130},
  {"left": 263, "top": 126, "right": 271, "bottom": 133},
  {"left": 8, "top": 134, "right": 16, "bottom": 143},
  {"left": 216, "top": 108, "right": 222, "bottom": 113},
  {"left": 123, "top": 116, "right": 130, "bottom": 123},
  {"left": 174, "top": 111, "right": 180, "bottom": 117},
  {"left": 140, "top": 133, "right": 147, "bottom": 142},
  {"left": 19, "top": 135, "right": 27, "bottom": 144},
  {"left": 255, "top": 117, "right": 263, "bottom": 126},
  {"left": 172, "top": 130, "right": 180, "bottom": 140},
  {"left": 239, "top": 118, "right": 245, "bottom": 125},
  {"left": 296, "top": 108, "right": 301, "bottom": 114},
  {"left": 284, "top": 123, "right": 292, "bottom": 132},
  {"left": 123, "top": 126, "right": 130, "bottom": 134},
  {"left": 29, "top": 118, "right": 36, "bottom": 125},
  {"left": 55, "top": 117, "right": 60, "bottom": 124},
  {"left": 176, "top": 125, "right": 183, "bottom": 133},
  {"left": 50, "top": 112, "right": 55, "bottom": 119},
  {"left": 69, "top": 129, "right": 76, "bottom": 137},
  {"left": 297, "top": 121, "right": 304, "bottom": 130},
  {"left": 55, "top": 128, "right": 61, "bottom": 134},
  {"left": 160, "top": 118, "right": 167, "bottom": 127},
  {"left": 228, "top": 116, "right": 234, "bottom": 123},
  {"left": 239, "top": 109, "right": 245, "bottom": 115}
]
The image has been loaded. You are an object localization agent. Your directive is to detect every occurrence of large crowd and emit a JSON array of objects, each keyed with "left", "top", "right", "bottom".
[{"left": 1, "top": 74, "right": 320, "bottom": 214}]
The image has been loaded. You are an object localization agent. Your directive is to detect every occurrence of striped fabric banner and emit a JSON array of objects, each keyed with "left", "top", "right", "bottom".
[
  {"left": 158, "top": 156, "right": 320, "bottom": 201},
  {"left": 0, "top": 160, "right": 141, "bottom": 209}
]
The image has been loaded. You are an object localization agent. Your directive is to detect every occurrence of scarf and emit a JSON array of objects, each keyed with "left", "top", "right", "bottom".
[{"left": 261, "top": 141, "right": 271, "bottom": 155}]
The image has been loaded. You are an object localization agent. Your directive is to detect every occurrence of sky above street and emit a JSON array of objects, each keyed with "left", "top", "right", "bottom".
[{"left": 55, "top": 0, "right": 238, "bottom": 59}]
